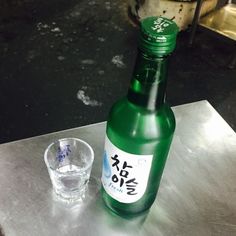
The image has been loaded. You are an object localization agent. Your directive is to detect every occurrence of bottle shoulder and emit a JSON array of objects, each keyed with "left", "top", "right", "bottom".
[{"left": 107, "top": 98, "right": 175, "bottom": 141}]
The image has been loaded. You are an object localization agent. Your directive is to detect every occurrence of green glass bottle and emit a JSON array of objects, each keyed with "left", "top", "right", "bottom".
[{"left": 101, "top": 16, "right": 178, "bottom": 216}]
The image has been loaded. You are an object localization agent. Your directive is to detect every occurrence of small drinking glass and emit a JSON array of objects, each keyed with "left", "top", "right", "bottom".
[{"left": 44, "top": 138, "right": 94, "bottom": 202}]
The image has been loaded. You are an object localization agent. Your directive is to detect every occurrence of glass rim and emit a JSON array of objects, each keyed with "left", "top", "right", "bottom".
[{"left": 44, "top": 137, "right": 94, "bottom": 174}]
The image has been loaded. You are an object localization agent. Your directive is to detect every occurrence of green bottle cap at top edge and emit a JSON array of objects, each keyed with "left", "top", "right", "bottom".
[{"left": 139, "top": 16, "right": 179, "bottom": 56}]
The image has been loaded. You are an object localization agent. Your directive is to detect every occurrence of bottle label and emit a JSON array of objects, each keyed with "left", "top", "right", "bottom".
[{"left": 101, "top": 136, "right": 153, "bottom": 203}]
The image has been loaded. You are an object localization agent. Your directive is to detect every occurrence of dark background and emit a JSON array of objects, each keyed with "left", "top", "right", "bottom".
[{"left": 0, "top": 0, "right": 235, "bottom": 144}]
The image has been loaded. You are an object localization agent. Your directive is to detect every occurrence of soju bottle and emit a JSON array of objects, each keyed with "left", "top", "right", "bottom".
[{"left": 101, "top": 16, "right": 178, "bottom": 216}]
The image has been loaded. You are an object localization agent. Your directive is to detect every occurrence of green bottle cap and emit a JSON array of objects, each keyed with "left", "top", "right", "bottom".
[{"left": 139, "top": 16, "right": 179, "bottom": 56}]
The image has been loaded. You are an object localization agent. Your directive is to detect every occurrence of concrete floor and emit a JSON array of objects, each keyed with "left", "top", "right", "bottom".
[{"left": 0, "top": 0, "right": 235, "bottom": 144}]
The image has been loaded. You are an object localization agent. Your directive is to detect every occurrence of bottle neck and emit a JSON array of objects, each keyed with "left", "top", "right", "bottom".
[{"left": 127, "top": 50, "right": 169, "bottom": 110}]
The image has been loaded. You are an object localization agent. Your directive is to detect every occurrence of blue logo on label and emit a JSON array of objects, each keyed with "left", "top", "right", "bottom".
[
  {"left": 57, "top": 145, "right": 71, "bottom": 162},
  {"left": 103, "top": 151, "right": 111, "bottom": 178}
]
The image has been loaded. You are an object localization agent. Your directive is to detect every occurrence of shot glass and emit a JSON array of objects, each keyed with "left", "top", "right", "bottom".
[{"left": 44, "top": 138, "right": 94, "bottom": 202}]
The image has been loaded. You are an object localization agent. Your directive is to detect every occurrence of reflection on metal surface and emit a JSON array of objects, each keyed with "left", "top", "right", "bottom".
[
  {"left": 199, "top": 4, "right": 236, "bottom": 40},
  {"left": 0, "top": 225, "right": 4, "bottom": 236}
]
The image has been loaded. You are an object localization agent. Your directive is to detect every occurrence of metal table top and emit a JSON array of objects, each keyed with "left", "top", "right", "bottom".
[
  {"left": 199, "top": 4, "right": 236, "bottom": 41},
  {"left": 0, "top": 100, "right": 236, "bottom": 236}
]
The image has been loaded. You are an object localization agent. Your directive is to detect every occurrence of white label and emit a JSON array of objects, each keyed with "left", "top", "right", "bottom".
[{"left": 101, "top": 136, "right": 153, "bottom": 203}]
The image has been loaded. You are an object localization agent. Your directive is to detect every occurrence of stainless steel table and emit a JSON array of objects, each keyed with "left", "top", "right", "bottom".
[{"left": 0, "top": 100, "right": 236, "bottom": 236}]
